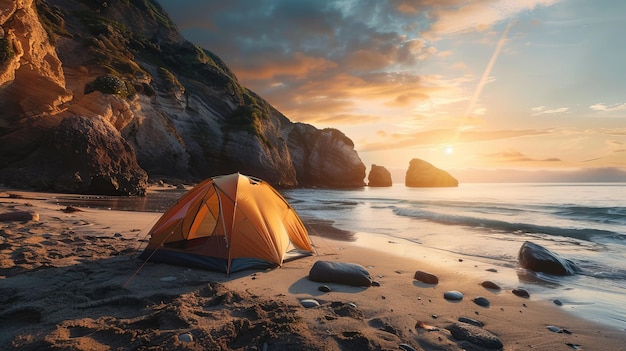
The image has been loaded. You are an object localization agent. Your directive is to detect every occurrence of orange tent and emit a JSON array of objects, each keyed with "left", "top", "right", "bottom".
[{"left": 140, "top": 173, "right": 313, "bottom": 274}]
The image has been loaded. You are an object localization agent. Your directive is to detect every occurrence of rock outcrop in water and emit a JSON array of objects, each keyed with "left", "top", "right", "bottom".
[
  {"left": 367, "top": 164, "right": 392, "bottom": 187},
  {"left": 405, "top": 158, "right": 458, "bottom": 187},
  {"left": 518, "top": 241, "right": 580, "bottom": 276},
  {"left": 0, "top": 0, "right": 365, "bottom": 195}
]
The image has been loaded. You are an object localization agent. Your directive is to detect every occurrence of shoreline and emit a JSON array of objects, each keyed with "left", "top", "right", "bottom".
[{"left": 1, "top": 189, "right": 624, "bottom": 350}]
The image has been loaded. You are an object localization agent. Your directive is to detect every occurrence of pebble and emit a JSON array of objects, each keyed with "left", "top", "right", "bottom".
[
  {"left": 547, "top": 325, "right": 561, "bottom": 333},
  {"left": 178, "top": 333, "right": 193, "bottom": 342},
  {"left": 371, "top": 281, "right": 381, "bottom": 287},
  {"left": 486, "top": 268, "right": 498, "bottom": 272},
  {"left": 300, "top": 299, "right": 320, "bottom": 308},
  {"left": 318, "top": 285, "right": 331, "bottom": 292},
  {"left": 472, "top": 296, "right": 490, "bottom": 307},
  {"left": 512, "top": 288, "right": 530, "bottom": 298},
  {"left": 444, "top": 290, "right": 463, "bottom": 301},
  {"left": 398, "top": 343, "right": 417, "bottom": 351},
  {"left": 480, "top": 280, "right": 501, "bottom": 290},
  {"left": 458, "top": 317, "right": 484, "bottom": 327},
  {"left": 414, "top": 270, "right": 439, "bottom": 284},
  {"left": 553, "top": 299, "right": 563, "bottom": 306}
]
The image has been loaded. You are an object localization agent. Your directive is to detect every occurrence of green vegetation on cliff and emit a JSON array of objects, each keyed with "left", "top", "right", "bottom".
[{"left": 0, "top": 38, "right": 13, "bottom": 65}]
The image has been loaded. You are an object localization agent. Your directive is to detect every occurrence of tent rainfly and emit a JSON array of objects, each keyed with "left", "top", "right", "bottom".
[{"left": 140, "top": 173, "right": 314, "bottom": 274}]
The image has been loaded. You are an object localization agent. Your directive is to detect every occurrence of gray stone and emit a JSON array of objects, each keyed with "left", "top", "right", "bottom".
[
  {"left": 178, "top": 333, "right": 193, "bottom": 342},
  {"left": 444, "top": 290, "right": 463, "bottom": 301},
  {"left": 300, "top": 299, "right": 320, "bottom": 308},
  {"left": 472, "top": 296, "right": 490, "bottom": 307}
]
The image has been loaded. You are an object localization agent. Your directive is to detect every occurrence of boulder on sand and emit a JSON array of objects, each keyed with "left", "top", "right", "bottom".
[
  {"left": 308, "top": 260, "right": 372, "bottom": 287},
  {"left": 518, "top": 241, "right": 580, "bottom": 276}
]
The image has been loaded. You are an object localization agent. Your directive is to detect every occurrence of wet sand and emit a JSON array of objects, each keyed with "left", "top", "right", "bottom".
[{"left": 0, "top": 188, "right": 624, "bottom": 350}]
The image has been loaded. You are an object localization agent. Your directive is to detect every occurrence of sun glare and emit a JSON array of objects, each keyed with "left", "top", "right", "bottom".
[{"left": 445, "top": 145, "right": 454, "bottom": 155}]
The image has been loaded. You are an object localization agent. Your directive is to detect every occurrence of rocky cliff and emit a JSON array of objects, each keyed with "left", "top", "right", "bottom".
[{"left": 0, "top": 0, "right": 365, "bottom": 195}]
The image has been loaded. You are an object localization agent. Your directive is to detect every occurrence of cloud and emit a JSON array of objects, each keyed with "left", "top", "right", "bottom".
[
  {"left": 359, "top": 128, "right": 551, "bottom": 152},
  {"left": 482, "top": 149, "right": 562, "bottom": 163},
  {"left": 589, "top": 102, "right": 626, "bottom": 112},
  {"left": 531, "top": 106, "right": 569, "bottom": 116},
  {"left": 421, "top": 0, "right": 564, "bottom": 39}
]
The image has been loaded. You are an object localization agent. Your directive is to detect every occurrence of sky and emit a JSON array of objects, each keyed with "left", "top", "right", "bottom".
[{"left": 158, "top": 0, "right": 626, "bottom": 182}]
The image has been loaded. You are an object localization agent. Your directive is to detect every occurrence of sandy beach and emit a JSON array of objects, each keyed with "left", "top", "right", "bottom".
[{"left": 1, "top": 188, "right": 624, "bottom": 350}]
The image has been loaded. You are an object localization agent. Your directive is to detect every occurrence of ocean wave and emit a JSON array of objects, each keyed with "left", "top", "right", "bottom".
[
  {"left": 392, "top": 207, "right": 625, "bottom": 244},
  {"left": 554, "top": 205, "right": 626, "bottom": 225}
]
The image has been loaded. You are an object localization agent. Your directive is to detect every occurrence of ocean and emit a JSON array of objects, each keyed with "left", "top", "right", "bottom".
[
  {"left": 282, "top": 183, "right": 626, "bottom": 330},
  {"left": 54, "top": 182, "right": 626, "bottom": 330}
]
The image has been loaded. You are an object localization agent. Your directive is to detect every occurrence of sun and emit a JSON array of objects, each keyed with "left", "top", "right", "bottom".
[{"left": 445, "top": 145, "right": 454, "bottom": 155}]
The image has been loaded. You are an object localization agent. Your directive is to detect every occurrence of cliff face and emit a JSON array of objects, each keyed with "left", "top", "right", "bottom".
[{"left": 0, "top": 0, "right": 365, "bottom": 194}]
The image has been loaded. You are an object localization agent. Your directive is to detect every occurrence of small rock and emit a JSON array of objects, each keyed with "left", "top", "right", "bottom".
[
  {"left": 371, "top": 281, "right": 381, "bottom": 287},
  {"left": 553, "top": 299, "right": 563, "bottom": 306},
  {"left": 113, "top": 233, "right": 123, "bottom": 237},
  {"left": 300, "top": 299, "right": 320, "bottom": 308},
  {"left": 413, "top": 270, "right": 439, "bottom": 284},
  {"left": 318, "top": 285, "right": 331, "bottom": 292},
  {"left": 178, "top": 333, "right": 193, "bottom": 342},
  {"left": 447, "top": 322, "right": 503, "bottom": 349},
  {"left": 458, "top": 317, "right": 484, "bottom": 327},
  {"left": 512, "top": 288, "right": 530, "bottom": 298},
  {"left": 398, "top": 343, "right": 417, "bottom": 351},
  {"left": 486, "top": 268, "right": 498, "bottom": 273},
  {"left": 547, "top": 325, "right": 562, "bottom": 333},
  {"left": 444, "top": 290, "right": 463, "bottom": 301},
  {"left": 416, "top": 321, "right": 439, "bottom": 331},
  {"left": 472, "top": 296, "right": 490, "bottom": 307},
  {"left": 480, "top": 280, "right": 501, "bottom": 290}
]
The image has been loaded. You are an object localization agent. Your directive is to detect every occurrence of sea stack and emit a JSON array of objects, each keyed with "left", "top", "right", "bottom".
[
  {"left": 367, "top": 164, "right": 392, "bottom": 187},
  {"left": 405, "top": 158, "right": 458, "bottom": 187}
]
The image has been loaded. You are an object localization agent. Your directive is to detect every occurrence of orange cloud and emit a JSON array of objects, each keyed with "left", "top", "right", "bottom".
[
  {"left": 360, "top": 128, "right": 551, "bottom": 152},
  {"left": 234, "top": 52, "right": 337, "bottom": 81}
]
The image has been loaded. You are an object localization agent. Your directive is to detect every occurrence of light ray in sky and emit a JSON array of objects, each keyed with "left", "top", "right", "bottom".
[{"left": 464, "top": 21, "right": 516, "bottom": 118}]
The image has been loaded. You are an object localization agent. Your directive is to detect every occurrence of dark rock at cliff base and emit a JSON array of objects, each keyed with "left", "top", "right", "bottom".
[
  {"left": 367, "top": 164, "right": 392, "bottom": 187},
  {"left": 518, "top": 241, "right": 580, "bottom": 276},
  {"left": 0, "top": 116, "right": 148, "bottom": 196},
  {"left": 405, "top": 158, "right": 458, "bottom": 187}
]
